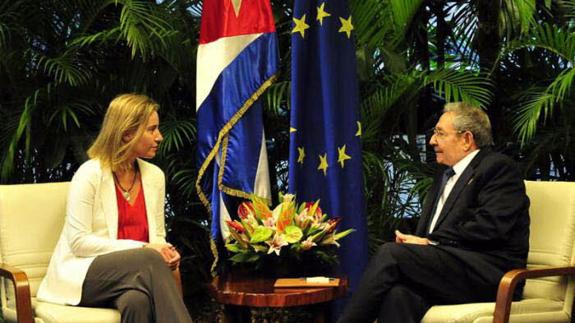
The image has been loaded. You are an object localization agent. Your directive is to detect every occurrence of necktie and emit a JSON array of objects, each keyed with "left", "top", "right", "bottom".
[{"left": 428, "top": 167, "right": 455, "bottom": 233}]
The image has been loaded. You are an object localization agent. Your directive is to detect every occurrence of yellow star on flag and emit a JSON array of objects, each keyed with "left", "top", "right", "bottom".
[
  {"left": 316, "top": 3, "right": 331, "bottom": 26},
  {"left": 337, "top": 145, "right": 352, "bottom": 168},
  {"left": 338, "top": 15, "right": 354, "bottom": 38},
  {"left": 290, "top": 127, "right": 297, "bottom": 133},
  {"left": 355, "top": 121, "right": 362, "bottom": 137},
  {"left": 292, "top": 14, "right": 310, "bottom": 38},
  {"left": 318, "top": 153, "right": 329, "bottom": 176},
  {"left": 297, "top": 147, "right": 306, "bottom": 164}
]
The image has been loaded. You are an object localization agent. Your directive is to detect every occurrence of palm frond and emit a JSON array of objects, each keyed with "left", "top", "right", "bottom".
[
  {"left": 0, "top": 19, "right": 10, "bottom": 49},
  {"left": 350, "top": 0, "right": 389, "bottom": 48},
  {"left": 265, "top": 80, "right": 290, "bottom": 116},
  {"left": 361, "top": 74, "right": 416, "bottom": 142},
  {"left": 116, "top": 0, "right": 173, "bottom": 58},
  {"left": 38, "top": 49, "right": 91, "bottom": 87},
  {"left": 75, "top": 0, "right": 117, "bottom": 33},
  {"left": 1, "top": 86, "right": 48, "bottom": 179},
  {"left": 514, "top": 67, "right": 575, "bottom": 143},
  {"left": 48, "top": 100, "right": 98, "bottom": 131},
  {"left": 159, "top": 118, "right": 197, "bottom": 154},
  {"left": 447, "top": 2, "right": 479, "bottom": 64},
  {"left": 0, "top": 0, "right": 31, "bottom": 51},
  {"left": 502, "top": 23, "right": 575, "bottom": 63},
  {"left": 70, "top": 27, "right": 122, "bottom": 47},
  {"left": 172, "top": 168, "right": 198, "bottom": 200},
  {"left": 351, "top": 0, "right": 423, "bottom": 49},
  {"left": 390, "top": 0, "right": 424, "bottom": 33},
  {"left": 362, "top": 147, "right": 429, "bottom": 247},
  {"left": 423, "top": 69, "right": 493, "bottom": 107},
  {"left": 561, "top": 0, "right": 575, "bottom": 18},
  {"left": 514, "top": 90, "right": 553, "bottom": 144},
  {"left": 500, "top": 0, "right": 536, "bottom": 39}
]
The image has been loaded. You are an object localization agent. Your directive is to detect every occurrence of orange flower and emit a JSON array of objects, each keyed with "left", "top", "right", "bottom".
[
  {"left": 238, "top": 202, "right": 255, "bottom": 220},
  {"left": 325, "top": 217, "right": 342, "bottom": 234},
  {"left": 276, "top": 207, "right": 292, "bottom": 233},
  {"left": 226, "top": 220, "right": 245, "bottom": 233},
  {"left": 253, "top": 198, "right": 272, "bottom": 219}
]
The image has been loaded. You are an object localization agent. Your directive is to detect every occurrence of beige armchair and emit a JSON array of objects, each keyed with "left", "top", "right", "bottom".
[
  {"left": 0, "top": 182, "right": 183, "bottom": 323},
  {"left": 0, "top": 182, "right": 121, "bottom": 322},
  {"left": 422, "top": 180, "right": 575, "bottom": 323}
]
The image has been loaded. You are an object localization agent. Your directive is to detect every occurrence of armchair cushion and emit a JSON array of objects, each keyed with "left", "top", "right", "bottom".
[
  {"left": 423, "top": 298, "right": 566, "bottom": 323},
  {"left": 2, "top": 298, "right": 120, "bottom": 323}
]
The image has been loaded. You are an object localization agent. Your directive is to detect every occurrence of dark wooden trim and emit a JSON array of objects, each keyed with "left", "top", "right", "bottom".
[
  {"left": 209, "top": 275, "right": 348, "bottom": 308},
  {"left": 0, "top": 263, "right": 34, "bottom": 323},
  {"left": 493, "top": 266, "right": 575, "bottom": 323}
]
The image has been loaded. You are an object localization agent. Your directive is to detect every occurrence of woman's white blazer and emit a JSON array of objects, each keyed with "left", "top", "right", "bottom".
[{"left": 37, "top": 158, "right": 167, "bottom": 305}]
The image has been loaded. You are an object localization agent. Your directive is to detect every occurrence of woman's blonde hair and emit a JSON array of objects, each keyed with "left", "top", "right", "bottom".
[{"left": 88, "top": 93, "right": 159, "bottom": 171}]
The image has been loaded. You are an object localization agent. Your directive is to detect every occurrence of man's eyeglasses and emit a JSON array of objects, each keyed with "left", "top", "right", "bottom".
[{"left": 428, "top": 128, "right": 466, "bottom": 139}]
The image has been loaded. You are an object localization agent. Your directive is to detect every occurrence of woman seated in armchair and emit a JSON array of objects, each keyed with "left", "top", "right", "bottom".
[{"left": 38, "top": 93, "right": 193, "bottom": 323}]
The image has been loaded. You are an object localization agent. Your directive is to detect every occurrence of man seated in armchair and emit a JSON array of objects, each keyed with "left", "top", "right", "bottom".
[{"left": 338, "top": 102, "right": 530, "bottom": 323}]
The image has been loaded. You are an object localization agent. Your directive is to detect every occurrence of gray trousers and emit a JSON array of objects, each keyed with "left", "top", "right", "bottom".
[{"left": 80, "top": 248, "right": 193, "bottom": 323}]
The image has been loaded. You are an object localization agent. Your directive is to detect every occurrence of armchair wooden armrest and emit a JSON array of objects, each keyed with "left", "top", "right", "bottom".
[
  {"left": 493, "top": 266, "right": 575, "bottom": 323},
  {"left": 0, "top": 263, "right": 34, "bottom": 323}
]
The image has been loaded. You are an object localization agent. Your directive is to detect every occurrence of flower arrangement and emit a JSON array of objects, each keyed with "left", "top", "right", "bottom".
[{"left": 224, "top": 193, "right": 354, "bottom": 268}]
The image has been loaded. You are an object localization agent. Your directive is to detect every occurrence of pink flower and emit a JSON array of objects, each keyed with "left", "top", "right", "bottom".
[
  {"left": 301, "top": 237, "right": 317, "bottom": 251},
  {"left": 263, "top": 217, "right": 275, "bottom": 228},
  {"left": 266, "top": 234, "right": 288, "bottom": 256}
]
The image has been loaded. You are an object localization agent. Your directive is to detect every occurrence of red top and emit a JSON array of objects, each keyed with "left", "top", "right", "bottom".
[{"left": 115, "top": 181, "right": 149, "bottom": 243}]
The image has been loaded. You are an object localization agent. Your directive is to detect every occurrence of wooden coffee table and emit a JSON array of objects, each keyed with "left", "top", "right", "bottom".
[{"left": 208, "top": 274, "right": 348, "bottom": 323}]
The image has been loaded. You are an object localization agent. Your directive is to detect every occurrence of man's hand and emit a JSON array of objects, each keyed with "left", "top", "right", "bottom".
[
  {"left": 144, "top": 243, "right": 181, "bottom": 270},
  {"left": 395, "top": 230, "right": 431, "bottom": 245}
]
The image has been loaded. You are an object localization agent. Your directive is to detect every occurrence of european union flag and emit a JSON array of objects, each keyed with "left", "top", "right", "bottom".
[{"left": 289, "top": 0, "right": 368, "bottom": 294}]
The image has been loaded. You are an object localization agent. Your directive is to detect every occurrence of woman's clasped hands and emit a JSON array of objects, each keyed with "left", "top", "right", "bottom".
[{"left": 144, "top": 243, "right": 181, "bottom": 270}]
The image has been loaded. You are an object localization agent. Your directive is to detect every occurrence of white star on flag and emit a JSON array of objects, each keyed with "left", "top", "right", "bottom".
[{"left": 231, "top": 0, "right": 242, "bottom": 16}]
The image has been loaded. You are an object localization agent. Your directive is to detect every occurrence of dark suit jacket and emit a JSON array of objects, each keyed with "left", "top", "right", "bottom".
[{"left": 416, "top": 149, "right": 530, "bottom": 273}]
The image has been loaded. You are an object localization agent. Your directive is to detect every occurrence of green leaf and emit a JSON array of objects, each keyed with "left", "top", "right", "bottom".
[
  {"left": 283, "top": 225, "right": 303, "bottom": 243},
  {"left": 250, "top": 226, "right": 273, "bottom": 244},
  {"left": 229, "top": 252, "right": 260, "bottom": 263},
  {"left": 252, "top": 245, "right": 268, "bottom": 253},
  {"left": 334, "top": 229, "right": 355, "bottom": 241},
  {"left": 225, "top": 243, "right": 242, "bottom": 253}
]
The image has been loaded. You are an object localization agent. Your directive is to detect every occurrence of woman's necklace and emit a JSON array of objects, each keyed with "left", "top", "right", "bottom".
[{"left": 113, "top": 168, "right": 138, "bottom": 202}]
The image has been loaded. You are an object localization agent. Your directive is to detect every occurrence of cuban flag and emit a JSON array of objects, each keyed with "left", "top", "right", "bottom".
[{"left": 196, "top": 0, "right": 278, "bottom": 249}]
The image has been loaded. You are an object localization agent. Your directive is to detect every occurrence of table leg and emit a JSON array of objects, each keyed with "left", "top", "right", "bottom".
[
  {"left": 312, "top": 303, "right": 330, "bottom": 323},
  {"left": 222, "top": 304, "right": 251, "bottom": 323}
]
